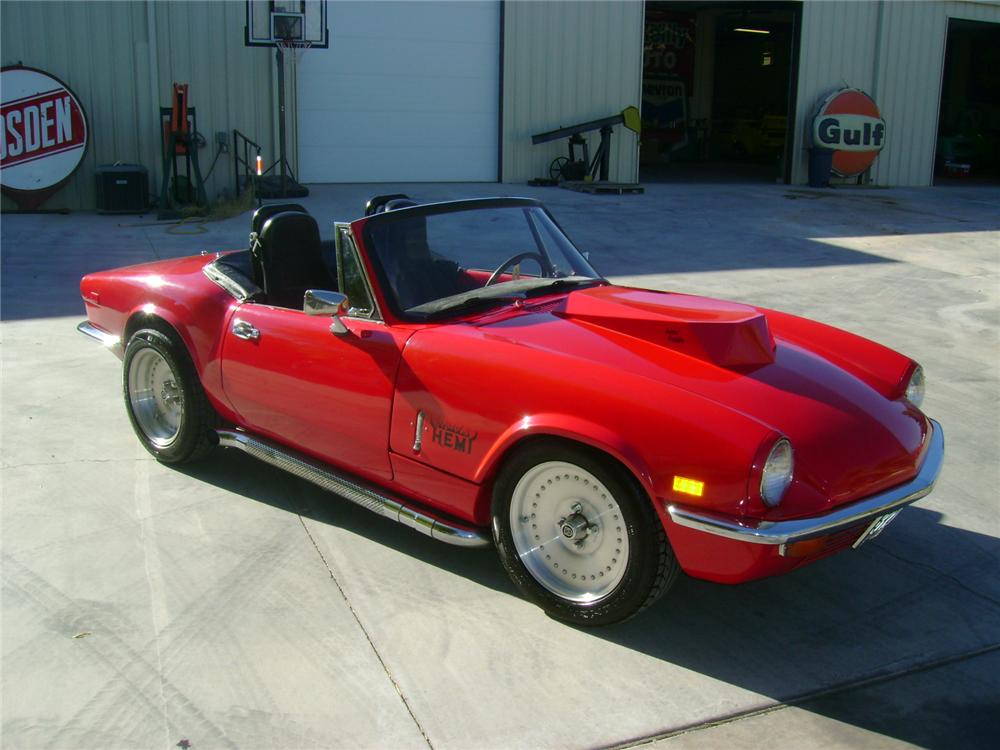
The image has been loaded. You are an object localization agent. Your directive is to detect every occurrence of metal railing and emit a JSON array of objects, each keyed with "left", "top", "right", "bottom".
[{"left": 232, "top": 129, "right": 262, "bottom": 197}]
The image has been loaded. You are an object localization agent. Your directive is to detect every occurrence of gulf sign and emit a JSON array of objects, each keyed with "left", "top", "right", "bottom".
[
  {"left": 1, "top": 66, "right": 88, "bottom": 192},
  {"left": 812, "top": 88, "right": 885, "bottom": 177}
]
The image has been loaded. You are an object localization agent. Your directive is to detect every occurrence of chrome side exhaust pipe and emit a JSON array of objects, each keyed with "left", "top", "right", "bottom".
[{"left": 216, "top": 429, "right": 491, "bottom": 548}]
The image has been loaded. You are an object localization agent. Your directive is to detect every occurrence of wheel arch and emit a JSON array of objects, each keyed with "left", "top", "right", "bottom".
[
  {"left": 122, "top": 299, "right": 242, "bottom": 426},
  {"left": 472, "top": 415, "right": 658, "bottom": 520},
  {"left": 123, "top": 305, "right": 199, "bottom": 369},
  {"left": 121, "top": 313, "right": 220, "bottom": 464},
  {"left": 486, "top": 419, "right": 680, "bottom": 625}
]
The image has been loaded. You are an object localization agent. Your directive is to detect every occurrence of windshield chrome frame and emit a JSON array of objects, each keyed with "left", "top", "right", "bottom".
[{"left": 334, "top": 222, "right": 383, "bottom": 322}]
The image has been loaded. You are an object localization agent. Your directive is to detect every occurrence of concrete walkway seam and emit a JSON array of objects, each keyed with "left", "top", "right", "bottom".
[{"left": 296, "top": 515, "right": 435, "bottom": 749}]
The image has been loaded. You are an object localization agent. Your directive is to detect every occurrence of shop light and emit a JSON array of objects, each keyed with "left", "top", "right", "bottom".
[{"left": 734, "top": 27, "right": 770, "bottom": 34}]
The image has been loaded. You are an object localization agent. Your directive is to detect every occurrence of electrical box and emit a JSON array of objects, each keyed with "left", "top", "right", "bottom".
[{"left": 95, "top": 164, "right": 149, "bottom": 213}]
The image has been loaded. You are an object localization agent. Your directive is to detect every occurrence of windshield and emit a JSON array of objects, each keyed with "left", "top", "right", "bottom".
[{"left": 362, "top": 200, "right": 603, "bottom": 321}]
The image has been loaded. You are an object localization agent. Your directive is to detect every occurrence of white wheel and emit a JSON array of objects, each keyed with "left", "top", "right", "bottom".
[
  {"left": 509, "top": 461, "right": 629, "bottom": 602},
  {"left": 492, "top": 440, "right": 679, "bottom": 625}
]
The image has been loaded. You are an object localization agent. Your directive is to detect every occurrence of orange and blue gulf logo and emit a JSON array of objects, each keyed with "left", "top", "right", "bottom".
[{"left": 811, "top": 88, "right": 886, "bottom": 177}]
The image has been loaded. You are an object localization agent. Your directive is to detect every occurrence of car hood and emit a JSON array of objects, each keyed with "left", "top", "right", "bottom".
[{"left": 476, "top": 285, "right": 927, "bottom": 515}]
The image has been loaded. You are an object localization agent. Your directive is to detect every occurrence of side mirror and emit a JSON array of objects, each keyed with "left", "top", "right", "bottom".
[{"left": 304, "top": 289, "right": 350, "bottom": 335}]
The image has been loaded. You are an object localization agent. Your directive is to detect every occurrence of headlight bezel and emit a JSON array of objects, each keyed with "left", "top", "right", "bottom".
[{"left": 760, "top": 438, "right": 794, "bottom": 508}]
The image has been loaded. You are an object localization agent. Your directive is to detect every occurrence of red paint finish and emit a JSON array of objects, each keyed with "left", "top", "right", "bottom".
[
  {"left": 556, "top": 287, "right": 775, "bottom": 367},
  {"left": 389, "top": 300, "right": 774, "bottom": 523},
  {"left": 81, "top": 232, "right": 934, "bottom": 586},
  {"left": 220, "top": 305, "right": 411, "bottom": 482},
  {"left": 389, "top": 452, "right": 482, "bottom": 522},
  {"left": 763, "top": 307, "right": 914, "bottom": 399},
  {"left": 662, "top": 522, "right": 807, "bottom": 583},
  {"left": 80, "top": 253, "right": 244, "bottom": 423},
  {"left": 660, "top": 514, "right": 871, "bottom": 583},
  {"left": 388, "top": 286, "right": 925, "bottom": 529}
]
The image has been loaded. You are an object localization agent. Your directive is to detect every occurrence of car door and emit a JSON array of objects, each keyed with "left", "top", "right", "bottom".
[{"left": 220, "top": 224, "right": 409, "bottom": 483}]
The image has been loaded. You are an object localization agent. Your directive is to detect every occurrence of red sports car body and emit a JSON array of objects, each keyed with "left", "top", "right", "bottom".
[{"left": 79, "top": 197, "right": 943, "bottom": 624}]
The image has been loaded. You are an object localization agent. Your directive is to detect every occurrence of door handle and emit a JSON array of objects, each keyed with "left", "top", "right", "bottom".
[{"left": 232, "top": 319, "right": 260, "bottom": 340}]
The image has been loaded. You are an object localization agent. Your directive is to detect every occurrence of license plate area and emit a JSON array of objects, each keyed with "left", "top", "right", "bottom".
[{"left": 852, "top": 509, "right": 902, "bottom": 549}]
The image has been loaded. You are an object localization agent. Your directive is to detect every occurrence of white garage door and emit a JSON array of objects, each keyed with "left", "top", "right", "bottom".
[{"left": 296, "top": 1, "right": 499, "bottom": 183}]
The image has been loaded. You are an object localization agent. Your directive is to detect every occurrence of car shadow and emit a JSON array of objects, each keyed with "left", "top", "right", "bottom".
[
  {"left": 175, "top": 448, "right": 517, "bottom": 595},
  {"left": 177, "top": 448, "right": 1000, "bottom": 748}
]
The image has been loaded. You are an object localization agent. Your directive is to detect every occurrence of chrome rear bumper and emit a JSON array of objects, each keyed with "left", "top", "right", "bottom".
[
  {"left": 77, "top": 321, "right": 123, "bottom": 357},
  {"left": 667, "top": 419, "right": 944, "bottom": 550}
]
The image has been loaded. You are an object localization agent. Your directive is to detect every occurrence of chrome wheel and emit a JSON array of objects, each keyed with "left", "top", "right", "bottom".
[
  {"left": 509, "top": 460, "right": 630, "bottom": 603},
  {"left": 127, "top": 347, "right": 183, "bottom": 447}
]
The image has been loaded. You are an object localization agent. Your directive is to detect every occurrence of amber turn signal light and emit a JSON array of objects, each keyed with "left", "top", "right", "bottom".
[
  {"left": 672, "top": 476, "right": 704, "bottom": 497},
  {"left": 781, "top": 537, "right": 831, "bottom": 558}
]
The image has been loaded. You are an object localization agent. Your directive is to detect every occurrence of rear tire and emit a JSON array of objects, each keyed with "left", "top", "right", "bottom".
[
  {"left": 123, "top": 328, "right": 217, "bottom": 464},
  {"left": 492, "top": 440, "right": 679, "bottom": 626}
]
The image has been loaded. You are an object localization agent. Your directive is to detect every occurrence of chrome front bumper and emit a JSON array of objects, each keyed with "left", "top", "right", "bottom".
[{"left": 667, "top": 419, "right": 944, "bottom": 552}]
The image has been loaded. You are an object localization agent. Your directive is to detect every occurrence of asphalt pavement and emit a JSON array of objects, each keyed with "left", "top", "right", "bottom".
[{"left": 2, "top": 179, "right": 999, "bottom": 749}]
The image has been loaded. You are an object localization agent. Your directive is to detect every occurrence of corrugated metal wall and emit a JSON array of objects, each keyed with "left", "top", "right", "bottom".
[
  {"left": 1, "top": 0, "right": 277, "bottom": 211},
  {"left": 9, "top": 1, "right": 996, "bottom": 198},
  {"left": 792, "top": 0, "right": 1000, "bottom": 186},
  {"left": 502, "top": 0, "right": 644, "bottom": 183}
]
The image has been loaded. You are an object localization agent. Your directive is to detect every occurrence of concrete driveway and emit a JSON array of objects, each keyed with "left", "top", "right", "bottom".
[{"left": 2, "top": 181, "right": 998, "bottom": 749}]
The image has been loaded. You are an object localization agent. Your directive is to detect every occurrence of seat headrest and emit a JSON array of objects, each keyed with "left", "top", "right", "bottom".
[
  {"left": 256, "top": 212, "right": 331, "bottom": 308},
  {"left": 259, "top": 212, "right": 321, "bottom": 259},
  {"left": 383, "top": 198, "right": 418, "bottom": 212},
  {"left": 364, "top": 193, "right": 415, "bottom": 216},
  {"left": 251, "top": 202, "right": 308, "bottom": 236}
]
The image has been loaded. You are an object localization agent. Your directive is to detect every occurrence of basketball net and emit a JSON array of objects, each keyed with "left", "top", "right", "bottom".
[{"left": 275, "top": 38, "right": 312, "bottom": 71}]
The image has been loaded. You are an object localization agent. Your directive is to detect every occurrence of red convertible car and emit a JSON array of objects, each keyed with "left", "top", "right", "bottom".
[{"left": 79, "top": 196, "right": 943, "bottom": 625}]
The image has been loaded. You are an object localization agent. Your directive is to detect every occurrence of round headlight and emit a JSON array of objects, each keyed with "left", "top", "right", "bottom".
[
  {"left": 760, "top": 439, "right": 793, "bottom": 508},
  {"left": 905, "top": 365, "right": 925, "bottom": 409}
]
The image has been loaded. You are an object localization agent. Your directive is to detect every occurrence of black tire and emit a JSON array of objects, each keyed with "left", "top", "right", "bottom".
[
  {"left": 492, "top": 439, "right": 679, "bottom": 626},
  {"left": 122, "top": 328, "right": 217, "bottom": 464}
]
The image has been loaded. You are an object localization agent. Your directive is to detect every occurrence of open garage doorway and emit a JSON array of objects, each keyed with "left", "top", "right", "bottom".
[
  {"left": 934, "top": 18, "right": 1000, "bottom": 184},
  {"left": 640, "top": 1, "right": 800, "bottom": 184}
]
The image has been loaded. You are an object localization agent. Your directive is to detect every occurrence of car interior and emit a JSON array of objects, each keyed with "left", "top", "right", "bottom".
[
  {"left": 252, "top": 210, "right": 337, "bottom": 309},
  {"left": 204, "top": 195, "right": 533, "bottom": 314},
  {"left": 207, "top": 202, "right": 341, "bottom": 309}
]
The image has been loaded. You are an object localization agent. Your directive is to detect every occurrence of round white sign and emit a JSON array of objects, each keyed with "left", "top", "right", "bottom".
[{"left": 1, "top": 66, "right": 89, "bottom": 192}]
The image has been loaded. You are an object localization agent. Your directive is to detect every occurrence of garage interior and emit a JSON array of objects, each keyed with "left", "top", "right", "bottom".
[
  {"left": 934, "top": 18, "right": 1000, "bottom": 184},
  {"left": 640, "top": 1, "right": 800, "bottom": 184}
]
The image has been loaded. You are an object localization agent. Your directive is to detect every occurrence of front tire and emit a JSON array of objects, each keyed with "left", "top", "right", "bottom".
[
  {"left": 492, "top": 440, "right": 679, "bottom": 626},
  {"left": 123, "top": 328, "right": 216, "bottom": 464}
]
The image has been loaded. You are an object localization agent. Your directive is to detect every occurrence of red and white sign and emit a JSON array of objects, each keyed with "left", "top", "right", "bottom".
[
  {"left": 812, "top": 88, "right": 885, "bottom": 177},
  {"left": 1, "top": 66, "right": 88, "bottom": 194}
]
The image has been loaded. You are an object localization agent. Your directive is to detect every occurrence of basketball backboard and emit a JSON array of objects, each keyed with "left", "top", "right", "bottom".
[{"left": 245, "top": 0, "right": 328, "bottom": 48}]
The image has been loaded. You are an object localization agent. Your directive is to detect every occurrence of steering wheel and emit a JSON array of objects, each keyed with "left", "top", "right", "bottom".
[{"left": 485, "top": 251, "right": 553, "bottom": 286}]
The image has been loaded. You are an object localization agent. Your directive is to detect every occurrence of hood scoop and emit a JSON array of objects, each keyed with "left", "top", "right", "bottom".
[{"left": 554, "top": 287, "right": 775, "bottom": 368}]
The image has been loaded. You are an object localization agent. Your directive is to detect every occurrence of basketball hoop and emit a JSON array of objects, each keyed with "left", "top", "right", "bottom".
[
  {"left": 244, "top": 0, "right": 327, "bottom": 199},
  {"left": 275, "top": 38, "right": 312, "bottom": 70}
]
